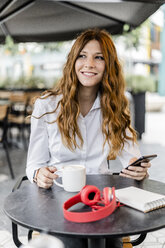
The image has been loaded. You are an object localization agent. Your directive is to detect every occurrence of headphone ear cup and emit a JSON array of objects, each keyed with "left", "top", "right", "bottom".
[
  {"left": 103, "top": 187, "right": 112, "bottom": 205},
  {"left": 80, "top": 185, "right": 101, "bottom": 206}
]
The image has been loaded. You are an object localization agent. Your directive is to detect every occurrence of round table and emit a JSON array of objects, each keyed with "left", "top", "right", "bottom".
[{"left": 4, "top": 175, "right": 165, "bottom": 248}]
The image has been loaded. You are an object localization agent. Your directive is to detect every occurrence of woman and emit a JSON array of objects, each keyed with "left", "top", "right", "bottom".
[{"left": 26, "top": 29, "right": 150, "bottom": 248}]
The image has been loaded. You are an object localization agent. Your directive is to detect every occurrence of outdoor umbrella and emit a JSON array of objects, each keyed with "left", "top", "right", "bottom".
[{"left": 0, "top": 0, "right": 165, "bottom": 43}]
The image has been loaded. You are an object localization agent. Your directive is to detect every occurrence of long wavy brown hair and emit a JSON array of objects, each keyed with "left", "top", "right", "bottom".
[{"left": 38, "top": 28, "right": 137, "bottom": 160}]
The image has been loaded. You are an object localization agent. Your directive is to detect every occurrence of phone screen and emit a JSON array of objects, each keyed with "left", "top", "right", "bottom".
[{"left": 125, "top": 154, "right": 157, "bottom": 170}]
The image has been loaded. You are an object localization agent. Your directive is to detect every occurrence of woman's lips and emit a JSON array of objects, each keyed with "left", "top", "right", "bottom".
[{"left": 81, "top": 71, "right": 97, "bottom": 76}]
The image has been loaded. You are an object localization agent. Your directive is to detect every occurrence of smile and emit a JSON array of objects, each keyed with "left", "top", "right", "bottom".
[{"left": 81, "top": 72, "right": 97, "bottom": 76}]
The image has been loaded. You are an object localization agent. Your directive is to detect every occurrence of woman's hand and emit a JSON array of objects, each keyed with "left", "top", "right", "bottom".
[
  {"left": 120, "top": 157, "right": 151, "bottom": 181},
  {"left": 35, "top": 166, "right": 58, "bottom": 189}
]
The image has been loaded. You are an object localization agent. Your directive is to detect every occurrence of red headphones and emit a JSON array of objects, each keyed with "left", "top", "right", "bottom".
[{"left": 63, "top": 185, "right": 117, "bottom": 223}]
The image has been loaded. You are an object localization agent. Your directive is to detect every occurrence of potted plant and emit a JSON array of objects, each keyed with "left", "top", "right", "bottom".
[{"left": 125, "top": 74, "right": 156, "bottom": 139}]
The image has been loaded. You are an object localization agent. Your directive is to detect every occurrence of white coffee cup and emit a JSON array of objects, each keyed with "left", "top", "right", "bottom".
[{"left": 54, "top": 165, "right": 86, "bottom": 192}]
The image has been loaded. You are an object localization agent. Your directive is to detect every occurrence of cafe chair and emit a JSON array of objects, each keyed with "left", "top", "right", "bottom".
[
  {"left": 8, "top": 92, "right": 30, "bottom": 149},
  {"left": 122, "top": 237, "right": 133, "bottom": 247},
  {"left": 0, "top": 89, "right": 11, "bottom": 100},
  {"left": 122, "top": 234, "right": 147, "bottom": 247},
  {"left": 0, "top": 105, "right": 14, "bottom": 179},
  {"left": 8, "top": 91, "right": 41, "bottom": 149}
]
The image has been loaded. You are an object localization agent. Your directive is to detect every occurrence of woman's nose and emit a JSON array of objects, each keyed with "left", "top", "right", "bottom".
[{"left": 85, "top": 57, "right": 95, "bottom": 68}]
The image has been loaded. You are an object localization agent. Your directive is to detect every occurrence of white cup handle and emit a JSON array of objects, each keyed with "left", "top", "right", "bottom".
[{"left": 54, "top": 169, "right": 63, "bottom": 188}]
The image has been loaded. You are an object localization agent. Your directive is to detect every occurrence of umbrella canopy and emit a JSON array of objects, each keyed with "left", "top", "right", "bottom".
[{"left": 0, "top": 0, "right": 165, "bottom": 43}]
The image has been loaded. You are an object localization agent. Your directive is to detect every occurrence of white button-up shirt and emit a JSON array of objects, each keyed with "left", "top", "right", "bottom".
[{"left": 26, "top": 94, "right": 141, "bottom": 182}]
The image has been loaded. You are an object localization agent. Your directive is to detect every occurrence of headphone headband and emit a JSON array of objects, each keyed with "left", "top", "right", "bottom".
[{"left": 63, "top": 186, "right": 117, "bottom": 223}]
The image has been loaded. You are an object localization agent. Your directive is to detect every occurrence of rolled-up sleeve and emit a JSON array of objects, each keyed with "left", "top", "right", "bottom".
[
  {"left": 26, "top": 99, "right": 50, "bottom": 183},
  {"left": 118, "top": 139, "right": 141, "bottom": 168},
  {"left": 116, "top": 128, "right": 141, "bottom": 168}
]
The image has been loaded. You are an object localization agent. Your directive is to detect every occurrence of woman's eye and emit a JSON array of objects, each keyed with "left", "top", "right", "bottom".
[
  {"left": 78, "top": 54, "right": 86, "bottom": 59},
  {"left": 95, "top": 56, "right": 104, "bottom": 60}
]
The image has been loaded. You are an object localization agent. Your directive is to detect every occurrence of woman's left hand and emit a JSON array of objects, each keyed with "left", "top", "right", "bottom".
[{"left": 120, "top": 157, "right": 151, "bottom": 181}]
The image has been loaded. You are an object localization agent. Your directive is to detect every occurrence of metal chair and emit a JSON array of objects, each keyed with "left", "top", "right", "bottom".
[
  {"left": 123, "top": 237, "right": 133, "bottom": 247},
  {"left": 0, "top": 104, "right": 14, "bottom": 179},
  {"left": 8, "top": 92, "right": 30, "bottom": 149},
  {"left": 8, "top": 91, "right": 41, "bottom": 149}
]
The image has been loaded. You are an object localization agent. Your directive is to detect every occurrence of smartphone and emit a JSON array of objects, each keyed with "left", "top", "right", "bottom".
[{"left": 124, "top": 154, "right": 157, "bottom": 170}]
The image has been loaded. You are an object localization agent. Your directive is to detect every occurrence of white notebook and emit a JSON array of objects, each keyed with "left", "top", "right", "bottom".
[{"left": 116, "top": 186, "right": 165, "bottom": 213}]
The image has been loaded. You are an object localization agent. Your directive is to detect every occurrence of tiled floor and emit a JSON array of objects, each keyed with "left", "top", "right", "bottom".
[{"left": 0, "top": 110, "right": 165, "bottom": 247}]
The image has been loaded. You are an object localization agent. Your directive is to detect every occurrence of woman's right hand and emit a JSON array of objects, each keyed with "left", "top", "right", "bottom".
[{"left": 35, "top": 166, "right": 58, "bottom": 189}]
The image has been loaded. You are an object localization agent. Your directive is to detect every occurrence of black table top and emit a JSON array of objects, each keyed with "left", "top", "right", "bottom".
[{"left": 4, "top": 175, "right": 165, "bottom": 238}]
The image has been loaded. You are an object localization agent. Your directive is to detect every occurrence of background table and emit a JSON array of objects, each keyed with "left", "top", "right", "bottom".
[{"left": 4, "top": 175, "right": 165, "bottom": 248}]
